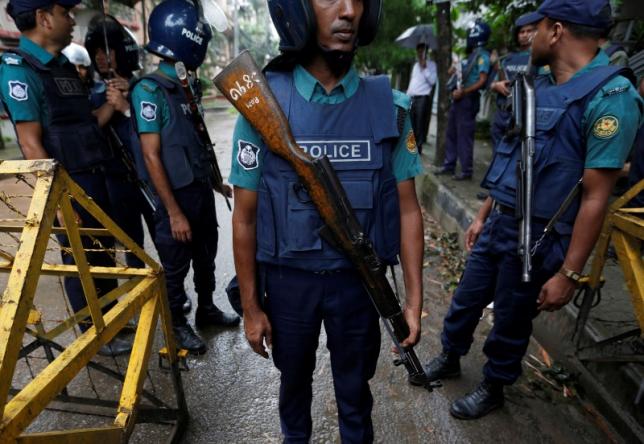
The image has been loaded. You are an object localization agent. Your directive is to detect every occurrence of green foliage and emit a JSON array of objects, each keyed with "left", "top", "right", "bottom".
[{"left": 355, "top": 0, "right": 434, "bottom": 74}]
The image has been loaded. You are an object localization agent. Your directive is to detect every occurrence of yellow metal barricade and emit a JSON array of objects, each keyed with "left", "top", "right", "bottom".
[
  {"left": 574, "top": 178, "right": 644, "bottom": 362},
  {"left": 0, "top": 160, "right": 188, "bottom": 443}
]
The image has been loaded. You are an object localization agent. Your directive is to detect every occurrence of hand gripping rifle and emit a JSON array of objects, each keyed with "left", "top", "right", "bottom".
[
  {"left": 175, "top": 61, "right": 232, "bottom": 211},
  {"left": 214, "top": 51, "right": 437, "bottom": 391},
  {"left": 507, "top": 73, "right": 536, "bottom": 283}
]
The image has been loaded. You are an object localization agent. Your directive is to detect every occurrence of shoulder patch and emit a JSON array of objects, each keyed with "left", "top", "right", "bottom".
[
  {"left": 140, "top": 101, "right": 157, "bottom": 122},
  {"left": 237, "top": 140, "right": 260, "bottom": 170},
  {"left": 603, "top": 85, "right": 629, "bottom": 97},
  {"left": 406, "top": 130, "right": 417, "bottom": 154},
  {"left": 592, "top": 115, "right": 619, "bottom": 139},
  {"left": 478, "top": 57, "right": 484, "bottom": 65},
  {"left": 8, "top": 80, "right": 28, "bottom": 101}
]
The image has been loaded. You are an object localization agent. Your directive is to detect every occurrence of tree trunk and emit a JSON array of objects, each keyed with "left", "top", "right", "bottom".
[{"left": 434, "top": 0, "right": 452, "bottom": 165}]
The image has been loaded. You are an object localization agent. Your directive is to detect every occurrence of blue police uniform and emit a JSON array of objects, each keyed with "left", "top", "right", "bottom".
[
  {"left": 0, "top": 36, "right": 117, "bottom": 326},
  {"left": 490, "top": 50, "right": 531, "bottom": 147},
  {"left": 230, "top": 64, "right": 421, "bottom": 443},
  {"left": 90, "top": 81, "right": 154, "bottom": 268},
  {"left": 130, "top": 63, "right": 218, "bottom": 326},
  {"left": 441, "top": 48, "right": 643, "bottom": 385},
  {"left": 443, "top": 48, "right": 491, "bottom": 177}
]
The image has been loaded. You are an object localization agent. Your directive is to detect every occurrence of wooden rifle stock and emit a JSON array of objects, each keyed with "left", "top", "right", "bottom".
[
  {"left": 214, "top": 51, "right": 436, "bottom": 391},
  {"left": 174, "top": 62, "right": 231, "bottom": 211}
]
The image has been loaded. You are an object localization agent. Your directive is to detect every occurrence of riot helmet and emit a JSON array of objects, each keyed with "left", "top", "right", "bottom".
[
  {"left": 146, "top": 0, "right": 212, "bottom": 70},
  {"left": 267, "top": 0, "right": 383, "bottom": 52},
  {"left": 85, "top": 14, "right": 141, "bottom": 78},
  {"left": 466, "top": 19, "right": 491, "bottom": 50}
]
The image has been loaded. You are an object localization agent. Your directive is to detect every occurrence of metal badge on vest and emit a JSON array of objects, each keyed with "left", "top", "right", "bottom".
[
  {"left": 256, "top": 71, "right": 401, "bottom": 271},
  {"left": 4, "top": 49, "right": 110, "bottom": 173}
]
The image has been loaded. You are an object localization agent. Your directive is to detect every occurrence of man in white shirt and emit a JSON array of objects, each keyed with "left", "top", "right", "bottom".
[{"left": 406, "top": 43, "right": 437, "bottom": 154}]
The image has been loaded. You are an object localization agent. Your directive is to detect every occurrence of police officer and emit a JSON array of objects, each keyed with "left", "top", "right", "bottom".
[
  {"left": 231, "top": 0, "right": 424, "bottom": 441},
  {"left": 437, "top": 20, "right": 491, "bottom": 180},
  {"left": 84, "top": 15, "right": 155, "bottom": 270},
  {"left": 61, "top": 41, "right": 91, "bottom": 86},
  {"left": 130, "top": 0, "right": 239, "bottom": 355},
  {"left": 0, "top": 0, "right": 130, "bottom": 355},
  {"left": 423, "top": 0, "right": 643, "bottom": 420},
  {"left": 489, "top": 12, "right": 540, "bottom": 148}
]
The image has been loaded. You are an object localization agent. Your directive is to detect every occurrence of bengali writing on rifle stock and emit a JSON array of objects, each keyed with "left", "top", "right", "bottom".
[{"left": 226, "top": 72, "right": 262, "bottom": 109}]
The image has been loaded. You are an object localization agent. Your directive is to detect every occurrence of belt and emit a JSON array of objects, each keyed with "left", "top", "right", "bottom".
[{"left": 493, "top": 201, "right": 551, "bottom": 224}]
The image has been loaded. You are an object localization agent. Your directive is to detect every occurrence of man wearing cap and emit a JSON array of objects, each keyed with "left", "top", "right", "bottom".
[
  {"left": 421, "top": 0, "right": 643, "bottom": 420},
  {"left": 0, "top": 0, "right": 132, "bottom": 355},
  {"left": 489, "top": 12, "right": 540, "bottom": 148}
]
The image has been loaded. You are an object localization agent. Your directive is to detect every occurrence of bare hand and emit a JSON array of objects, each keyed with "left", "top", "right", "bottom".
[
  {"left": 106, "top": 75, "right": 130, "bottom": 94},
  {"left": 464, "top": 218, "right": 485, "bottom": 252},
  {"left": 222, "top": 184, "right": 233, "bottom": 198},
  {"left": 244, "top": 309, "right": 272, "bottom": 358},
  {"left": 493, "top": 80, "right": 511, "bottom": 96},
  {"left": 169, "top": 212, "right": 192, "bottom": 243},
  {"left": 399, "top": 305, "right": 421, "bottom": 348},
  {"left": 106, "top": 85, "right": 129, "bottom": 114},
  {"left": 452, "top": 89, "right": 465, "bottom": 101},
  {"left": 537, "top": 273, "right": 577, "bottom": 311}
]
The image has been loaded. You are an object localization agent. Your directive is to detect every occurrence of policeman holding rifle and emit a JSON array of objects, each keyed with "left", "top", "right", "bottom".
[
  {"left": 130, "top": 0, "right": 239, "bottom": 355},
  {"left": 229, "top": 0, "right": 424, "bottom": 441},
  {"left": 423, "top": 0, "right": 643, "bottom": 420},
  {"left": 0, "top": 0, "right": 130, "bottom": 355}
]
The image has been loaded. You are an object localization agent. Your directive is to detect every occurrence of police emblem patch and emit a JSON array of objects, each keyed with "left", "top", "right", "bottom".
[
  {"left": 592, "top": 115, "right": 619, "bottom": 139},
  {"left": 237, "top": 140, "right": 260, "bottom": 170},
  {"left": 8, "top": 80, "right": 28, "bottom": 101},
  {"left": 140, "top": 101, "right": 157, "bottom": 122},
  {"left": 406, "top": 130, "right": 417, "bottom": 154}
]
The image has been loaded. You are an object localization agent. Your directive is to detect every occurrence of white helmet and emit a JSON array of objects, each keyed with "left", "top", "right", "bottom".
[{"left": 62, "top": 42, "right": 91, "bottom": 67}]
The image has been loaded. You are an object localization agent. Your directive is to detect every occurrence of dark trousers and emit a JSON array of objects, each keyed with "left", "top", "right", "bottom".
[
  {"left": 264, "top": 264, "right": 381, "bottom": 444},
  {"left": 443, "top": 93, "right": 479, "bottom": 176},
  {"left": 410, "top": 94, "right": 432, "bottom": 154},
  {"left": 57, "top": 170, "right": 118, "bottom": 331},
  {"left": 153, "top": 181, "right": 218, "bottom": 326},
  {"left": 441, "top": 209, "right": 568, "bottom": 384},
  {"left": 104, "top": 172, "right": 155, "bottom": 268}
]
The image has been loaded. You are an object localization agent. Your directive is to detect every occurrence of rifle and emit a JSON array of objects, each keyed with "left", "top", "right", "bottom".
[
  {"left": 213, "top": 51, "right": 438, "bottom": 391},
  {"left": 507, "top": 73, "right": 536, "bottom": 282},
  {"left": 174, "top": 61, "right": 232, "bottom": 211},
  {"left": 107, "top": 125, "right": 157, "bottom": 212}
]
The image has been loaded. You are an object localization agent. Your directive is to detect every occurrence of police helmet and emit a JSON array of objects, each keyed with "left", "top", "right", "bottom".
[
  {"left": 62, "top": 42, "right": 91, "bottom": 67},
  {"left": 267, "top": 0, "right": 383, "bottom": 52},
  {"left": 466, "top": 19, "right": 491, "bottom": 49},
  {"left": 146, "top": 0, "right": 212, "bottom": 70},
  {"left": 85, "top": 14, "right": 141, "bottom": 78}
]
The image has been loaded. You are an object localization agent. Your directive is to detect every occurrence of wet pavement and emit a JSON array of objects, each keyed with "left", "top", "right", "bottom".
[{"left": 0, "top": 109, "right": 618, "bottom": 443}]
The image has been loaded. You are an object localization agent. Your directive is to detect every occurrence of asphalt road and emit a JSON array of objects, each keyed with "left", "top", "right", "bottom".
[{"left": 0, "top": 109, "right": 616, "bottom": 443}]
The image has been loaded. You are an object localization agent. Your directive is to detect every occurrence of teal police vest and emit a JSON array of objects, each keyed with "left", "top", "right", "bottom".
[
  {"left": 482, "top": 65, "right": 632, "bottom": 234},
  {"left": 130, "top": 73, "right": 210, "bottom": 190},
  {"left": 2, "top": 49, "right": 110, "bottom": 173},
  {"left": 256, "top": 71, "right": 401, "bottom": 271}
]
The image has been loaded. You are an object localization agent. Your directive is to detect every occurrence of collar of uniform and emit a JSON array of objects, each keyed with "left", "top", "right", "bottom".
[
  {"left": 158, "top": 61, "right": 179, "bottom": 80},
  {"left": 293, "top": 64, "right": 359, "bottom": 104},
  {"left": 19, "top": 36, "right": 66, "bottom": 66}
]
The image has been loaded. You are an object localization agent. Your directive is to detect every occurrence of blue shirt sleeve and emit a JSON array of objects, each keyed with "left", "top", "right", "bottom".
[
  {"left": 131, "top": 79, "right": 166, "bottom": 133},
  {"left": 229, "top": 114, "right": 265, "bottom": 191},
  {"left": 391, "top": 90, "right": 423, "bottom": 182},
  {"left": 0, "top": 58, "right": 44, "bottom": 123},
  {"left": 584, "top": 76, "right": 644, "bottom": 169}
]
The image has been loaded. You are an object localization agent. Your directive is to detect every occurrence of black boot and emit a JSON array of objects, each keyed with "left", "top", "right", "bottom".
[
  {"left": 421, "top": 352, "right": 461, "bottom": 383},
  {"left": 173, "top": 324, "right": 207, "bottom": 355},
  {"left": 450, "top": 380, "right": 504, "bottom": 420},
  {"left": 195, "top": 305, "right": 241, "bottom": 328},
  {"left": 98, "top": 337, "right": 132, "bottom": 357}
]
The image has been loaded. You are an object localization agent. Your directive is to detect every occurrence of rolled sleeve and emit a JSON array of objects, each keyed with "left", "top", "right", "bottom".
[
  {"left": 0, "top": 65, "right": 43, "bottom": 123},
  {"left": 584, "top": 77, "right": 644, "bottom": 169}
]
